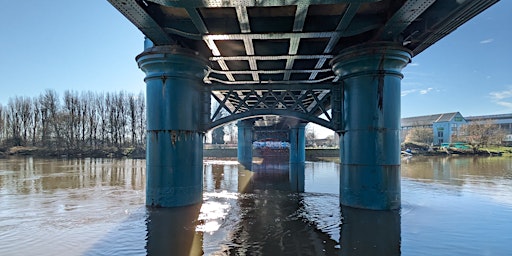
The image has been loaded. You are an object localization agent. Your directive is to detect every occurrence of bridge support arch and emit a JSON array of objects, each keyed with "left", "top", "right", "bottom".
[
  {"left": 137, "top": 45, "right": 208, "bottom": 207},
  {"left": 331, "top": 42, "right": 412, "bottom": 210}
]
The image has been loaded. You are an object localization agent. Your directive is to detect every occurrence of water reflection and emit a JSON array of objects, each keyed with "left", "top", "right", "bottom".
[
  {"left": 1, "top": 157, "right": 512, "bottom": 255},
  {"left": 402, "top": 156, "right": 512, "bottom": 205},
  {"left": 146, "top": 205, "right": 203, "bottom": 256},
  {"left": 230, "top": 163, "right": 339, "bottom": 255},
  {"left": 0, "top": 157, "right": 145, "bottom": 194},
  {"left": 402, "top": 156, "right": 512, "bottom": 184},
  {"left": 340, "top": 206, "right": 400, "bottom": 255}
]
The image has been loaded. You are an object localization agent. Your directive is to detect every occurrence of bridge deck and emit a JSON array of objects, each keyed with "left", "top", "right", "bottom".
[
  {"left": 109, "top": 0, "right": 498, "bottom": 85},
  {"left": 109, "top": 0, "right": 498, "bottom": 130}
]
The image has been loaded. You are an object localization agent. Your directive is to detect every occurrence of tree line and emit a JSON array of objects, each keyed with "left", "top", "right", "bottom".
[{"left": 0, "top": 89, "right": 146, "bottom": 153}]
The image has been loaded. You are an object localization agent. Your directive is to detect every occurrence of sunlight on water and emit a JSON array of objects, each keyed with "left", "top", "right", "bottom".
[{"left": 197, "top": 191, "right": 239, "bottom": 233}]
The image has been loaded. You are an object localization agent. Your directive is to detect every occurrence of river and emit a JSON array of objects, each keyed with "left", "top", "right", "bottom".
[{"left": 0, "top": 156, "right": 511, "bottom": 255}]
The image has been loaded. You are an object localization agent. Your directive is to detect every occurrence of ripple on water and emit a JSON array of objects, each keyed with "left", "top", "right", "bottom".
[{"left": 291, "top": 193, "right": 342, "bottom": 243}]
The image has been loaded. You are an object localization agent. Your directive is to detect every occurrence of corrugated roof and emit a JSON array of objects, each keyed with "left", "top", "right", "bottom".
[
  {"left": 401, "top": 112, "right": 460, "bottom": 127},
  {"left": 465, "top": 113, "right": 512, "bottom": 121}
]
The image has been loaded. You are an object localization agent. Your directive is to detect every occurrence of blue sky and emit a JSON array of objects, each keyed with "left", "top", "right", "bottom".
[
  {"left": 0, "top": 1, "right": 511, "bottom": 119},
  {"left": 401, "top": 0, "right": 512, "bottom": 117}
]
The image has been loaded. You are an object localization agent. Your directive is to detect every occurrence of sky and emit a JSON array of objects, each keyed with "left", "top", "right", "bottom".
[{"left": 0, "top": 1, "right": 511, "bottom": 121}]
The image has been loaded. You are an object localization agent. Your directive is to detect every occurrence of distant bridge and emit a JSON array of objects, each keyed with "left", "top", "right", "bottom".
[{"left": 108, "top": 0, "right": 499, "bottom": 210}]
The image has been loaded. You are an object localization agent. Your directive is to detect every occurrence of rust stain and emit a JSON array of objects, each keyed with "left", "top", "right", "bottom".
[
  {"left": 161, "top": 75, "right": 167, "bottom": 98},
  {"left": 150, "top": 130, "right": 199, "bottom": 145},
  {"left": 377, "top": 53, "right": 386, "bottom": 111}
]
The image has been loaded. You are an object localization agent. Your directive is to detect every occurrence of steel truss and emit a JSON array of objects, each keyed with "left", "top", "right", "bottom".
[{"left": 206, "top": 82, "right": 341, "bottom": 131}]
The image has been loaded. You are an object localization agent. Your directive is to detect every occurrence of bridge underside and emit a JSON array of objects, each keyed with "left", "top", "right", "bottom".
[{"left": 109, "top": 0, "right": 499, "bottom": 210}]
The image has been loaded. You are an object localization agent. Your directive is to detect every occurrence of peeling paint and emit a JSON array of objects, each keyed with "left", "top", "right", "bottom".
[{"left": 171, "top": 130, "right": 177, "bottom": 145}]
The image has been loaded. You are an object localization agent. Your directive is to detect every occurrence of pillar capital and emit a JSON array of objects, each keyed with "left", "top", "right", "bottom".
[
  {"left": 237, "top": 119, "right": 255, "bottom": 128},
  {"left": 289, "top": 121, "right": 308, "bottom": 129},
  {"left": 136, "top": 45, "right": 208, "bottom": 80},
  {"left": 330, "top": 42, "right": 412, "bottom": 78}
]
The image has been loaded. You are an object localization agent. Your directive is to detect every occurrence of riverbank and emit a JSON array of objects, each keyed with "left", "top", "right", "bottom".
[
  {"left": 0, "top": 146, "right": 146, "bottom": 159},
  {"left": 402, "top": 143, "right": 511, "bottom": 157},
  {"left": 0, "top": 146, "right": 340, "bottom": 161},
  {"left": 1, "top": 145, "right": 509, "bottom": 159}
]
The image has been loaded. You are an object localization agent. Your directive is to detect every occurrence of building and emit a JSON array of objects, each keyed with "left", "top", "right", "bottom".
[
  {"left": 465, "top": 114, "right": 512, "bottom": 133},
  {"left": 401, "top": 112, "right": 467, "bottom": 145},
  {"left": 402, "top": 112, "right": 512, "bottom": 146}
]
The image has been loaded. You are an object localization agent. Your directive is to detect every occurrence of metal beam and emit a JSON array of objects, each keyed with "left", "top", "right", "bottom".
[
  {"left": 378, "top": 0, "right": 436, "bottom": 41},
  {"left": 208, "top": 75, "right": 335, "bottom": 85},
  {"left": 207, "top": 83, "right": 338, "bottom": 91},
  {"left": 107, "top": 0, "right": 173, "bottom": 45},
  {"left": 148, "top": 0, "right": 380, "bottom": 8}
]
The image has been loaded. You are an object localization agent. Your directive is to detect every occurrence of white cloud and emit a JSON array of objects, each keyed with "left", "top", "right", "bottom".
[
  {"left": 489, "top": 88, "right": 512, "bottom": 100},
  {"left": 489, "top": 87, "right": 512, "bottom": 109},
  {"left": 401, "top": 89, "right": 417, "bottom": 97},
  {"left": 480, "top": 38, "right": 494, "bottom": 44},
  {"left": 419, "top": 88, "right": 433, "bottom": 95},
  {"left": 401, "top": 87, "right": 435, "bottom": 97},
  {"left": 408, "top": 62, "right": 420, "bottom": 67},
  {"left": 496, "top": 101, "right": 512, "bottom": 108}
]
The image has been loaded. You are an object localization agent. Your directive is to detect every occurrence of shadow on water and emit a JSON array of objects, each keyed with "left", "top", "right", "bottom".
[{"left": 340, "top": 206, "right": 401, "bottom": 256}]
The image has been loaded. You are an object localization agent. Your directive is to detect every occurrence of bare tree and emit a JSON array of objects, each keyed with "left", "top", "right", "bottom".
[
  {"left": 19, "top": 97, "right": 32, "bottom": 145},
  {"left": 6, "top": 98, "right": 22, "bottom": 146},
  {"left": 97, "top": 93, "right": 109, "bottom": 147},
  {"left": 460, "top": 119, "right": 505, "bottom": 150},
  {"left": 0, "top": 105, "right": 4, "bottom": 142},
  {"left": 83, "top": 92, "right": 98, "bottom": 148},
  {"left": 305, "top": 123, "right": 316, "bottom": 146},
  {"left": 404, "top": 127, "right": 433, "bottom": 145},
  {"left": 116, "top": 91, "right": 128, "bottom": 147},
  {"left": 0, "top": 90, "right": 147, "bottom": 154},
  {"left": 32, "top": 98, "right": 41, "bottom": 146},
  {"left": 223, "top": 122, "right": 237, "bottom": 144},
  {"left": 128, "top": 94, "right": 137, "bottom": 145},
  {"left": 39, "top": 89, "right": 60, "bottom": 147},
  {"left": 136, "top": 92, "right": 146, "bottom": 146},
  {"left": 63, "top": 90, "right": 81, "bottom": 149}
]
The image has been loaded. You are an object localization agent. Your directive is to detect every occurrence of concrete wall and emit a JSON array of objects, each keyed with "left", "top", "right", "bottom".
[{"left": 203, "top": 148, "right": 339, "bottom": 160}]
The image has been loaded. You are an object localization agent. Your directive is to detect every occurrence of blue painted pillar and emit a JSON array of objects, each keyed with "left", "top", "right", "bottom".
[
  {"left": 237, "top": 119, "right": 254, "bottom": 167},
  {"left": 289, "top": 123, "right": 306, "bottom": 164},
  {"left": 136, "top": 45, "right": 208, "bottom": 207},
  {"left": 289, "top": 122, "right": 306, "bottom": 192},
  {"left": 331, "top": 42, "right": 412, "bottom": 210}
]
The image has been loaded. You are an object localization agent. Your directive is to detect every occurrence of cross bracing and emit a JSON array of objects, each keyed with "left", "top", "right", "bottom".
[{"left": 207, "top": 83, "right": 341, "bottom": 130}]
